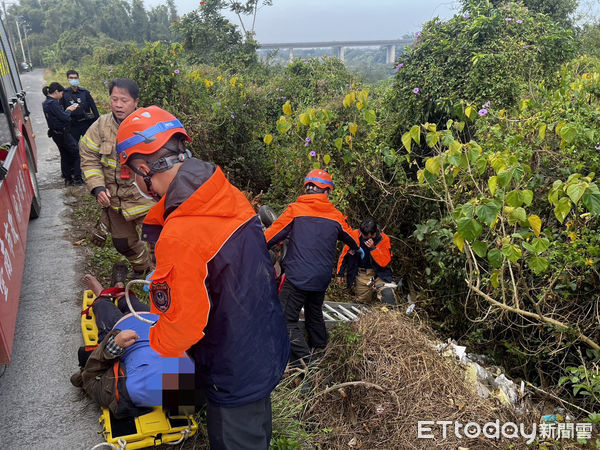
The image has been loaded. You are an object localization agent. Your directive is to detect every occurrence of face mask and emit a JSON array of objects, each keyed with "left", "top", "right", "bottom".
[
  {"left": 133, "top": 180, "right": 156, "bottom": 201},
  {"left": 68, "top": 79, "right": 80, "bottom": 87}
]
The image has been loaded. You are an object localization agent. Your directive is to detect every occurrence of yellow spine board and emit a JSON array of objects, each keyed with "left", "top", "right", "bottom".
[
  {"left": 82, "top": 290, "right": 99, "bottom": 347},
  {"left": 100, "top": 407, "right": 198, "bottom": 448},
  {"left": 82, "top": 291, "right": 198, "bottom": 448}
]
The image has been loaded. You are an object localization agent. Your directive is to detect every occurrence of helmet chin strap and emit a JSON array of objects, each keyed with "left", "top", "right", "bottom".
[
  {"left": 140, "top": 150, "right": 192, "bottom": 201},
  {"left": 142, "top": 174, "right": 161, "bottom": 201}
]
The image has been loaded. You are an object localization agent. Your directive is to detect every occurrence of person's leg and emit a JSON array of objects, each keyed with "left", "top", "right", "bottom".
[
  {"left": 70, "top": 123, "right": 85, "bottom": 146},
  {"left": 355, "top": 271, "right": 374, "bottom": 303},
  {"left": 52, "top": 135, "right": 71, "bottom": 183},
  {"left": 106, "top": 209, "right": 152, "bottom": 274},
  {"left": 64, "top": 133, "right": 83, "bottom": 183},
  {"left": 92, "top": 297, "right": 124, "bottom": 342},
  {"left": 116, "top": 294, "right": 150, "bottom": 315},
  {"left": 206, "top": 396, "right": 272, "bottom": 450},
  {"left": 279, "top": 279, "right": 311, "bottom": 363},
  {"left": 304, "top": 289, "right": 328, "bottom": 352}
]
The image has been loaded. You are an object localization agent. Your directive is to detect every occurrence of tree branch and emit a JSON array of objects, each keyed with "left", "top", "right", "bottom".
[{"left": 465, "top": 280, "right": 600, "bottom": 350}]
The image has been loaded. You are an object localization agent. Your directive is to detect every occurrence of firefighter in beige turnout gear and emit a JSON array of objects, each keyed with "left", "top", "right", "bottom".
[{"left": 79, "top": 78, "right": 154, "bottom": 274}]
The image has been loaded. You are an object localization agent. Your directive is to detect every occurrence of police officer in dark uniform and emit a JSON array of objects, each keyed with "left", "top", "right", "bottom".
[
  {"left": 61, "top": 69, "right": 99, "bottom": 144},
  {"left": 43, "top": 82, "right": 84, "bottom": 186}
]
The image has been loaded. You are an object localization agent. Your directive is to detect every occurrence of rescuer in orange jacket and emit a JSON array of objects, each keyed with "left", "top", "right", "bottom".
[
  {"left": 117, "top": 106, "right": 289, "bottom": 450},
  {"left": 337, "top": 218, "right": 396, "bottom": 305},
  {"left": 264, "top": 169, "right": 360, "bottom": 365}
]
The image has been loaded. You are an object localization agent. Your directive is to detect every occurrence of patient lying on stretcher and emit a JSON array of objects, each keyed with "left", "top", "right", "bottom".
[{"left": 70, "top": 263, "right": 202, "bottom": 419}]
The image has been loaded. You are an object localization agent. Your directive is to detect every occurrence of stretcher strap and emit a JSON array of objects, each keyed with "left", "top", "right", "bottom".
[
  {"left": 113, "top": 360, "right": 120, "bottom": 404},
  {"left": 81, "top": 288, "right": 134, "bottom": 316}
]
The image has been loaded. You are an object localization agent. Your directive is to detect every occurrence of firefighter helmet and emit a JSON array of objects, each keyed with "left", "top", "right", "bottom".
[
  {"left": 117, "top": 106, "right": 191, "bottom": 166},
  {"left": 304, "top": 169, "right": 333, "bottom": 190}
]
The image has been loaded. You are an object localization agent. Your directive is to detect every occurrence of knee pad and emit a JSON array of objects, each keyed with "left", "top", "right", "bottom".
[{"left": 113, "top": 237, "right": 135, "bottom": 256}]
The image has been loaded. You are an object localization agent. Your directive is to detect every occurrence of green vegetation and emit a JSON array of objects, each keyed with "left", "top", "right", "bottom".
[{"left": 29, "top": 0, "right": 600, "bottom": 440}]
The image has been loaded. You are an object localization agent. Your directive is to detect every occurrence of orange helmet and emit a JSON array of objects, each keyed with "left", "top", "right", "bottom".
[
  {"left": 117, "top": 105, "right": 191, "bottom": 166},
  {"left": 304, "top": 169, "right": 333, "bottom": 190}
]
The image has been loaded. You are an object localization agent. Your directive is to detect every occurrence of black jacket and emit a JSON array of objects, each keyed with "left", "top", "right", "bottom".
[
  {"left": 61, "top": 87, "right": 99, "bottom": 123},
  {"left": 42, "top": 97, "right": 72, "bottom": 131}
]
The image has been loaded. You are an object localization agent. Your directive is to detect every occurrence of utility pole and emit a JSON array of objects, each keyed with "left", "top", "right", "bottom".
[
  {"left": 1, "top": 0, "right": 16, "bottom": 56},
  {"left": 14, "top": 17, "right": 25, "bottom": 63},
  {"left": 22, "top": 21, "right": 30, "bottom": 64}
]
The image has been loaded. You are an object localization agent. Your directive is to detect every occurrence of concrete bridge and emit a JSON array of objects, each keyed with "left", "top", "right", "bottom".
[{"left": 259, "top": 39, "right": 413, "bottom": 63}]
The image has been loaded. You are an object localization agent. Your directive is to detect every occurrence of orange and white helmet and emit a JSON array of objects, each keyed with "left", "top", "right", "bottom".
[
  {"left": 117, "top": 105, "right": 191, "bottom": 166},
  {"left": 304, "top": 169, "right": 333, "bottom": 190}
]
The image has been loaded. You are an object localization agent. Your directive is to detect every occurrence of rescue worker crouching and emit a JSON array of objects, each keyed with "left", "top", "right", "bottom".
[
  {"left": 79, "top": 78, "right": 154, "bottom": 276},
  {"left": 337, "top": 218, "right": 397, "bottom": 305},
  {"left": 117, "top": 106, "right": 289, "bottom": 450},
  {"left": 264, "top": 169, "right": 360, "bottom": 367}
]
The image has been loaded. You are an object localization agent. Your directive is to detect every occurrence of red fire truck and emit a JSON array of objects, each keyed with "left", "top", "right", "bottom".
[{"left": 0, "top": 19, "right": 40, "bottom": 364}]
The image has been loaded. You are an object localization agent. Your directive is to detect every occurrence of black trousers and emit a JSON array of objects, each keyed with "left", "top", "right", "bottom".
[
  {"left": 51, "top": 131, "right": 82, "bottom": 182},
  {"left": 93, "top": 295, "right": 150, "bottom": 343},
  {"left": 279, "top": 279, "right": 327, "bottom": 363},
  {"left": 207, "top": 396, "right": 272, "bottom": 450},
  {"left": 70, "top": 120, "right": 93, "bottom": 145}
]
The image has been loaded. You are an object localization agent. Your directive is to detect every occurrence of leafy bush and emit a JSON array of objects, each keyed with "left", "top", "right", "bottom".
[
  {"left": 385, "top": 1, "right": 576, "bottom": 148},
  {"left": 172, "top": 3, "right": 258, "bottom": 68},
  {"left": 402, "top": 57, "right": 600, "bottom": 396}
]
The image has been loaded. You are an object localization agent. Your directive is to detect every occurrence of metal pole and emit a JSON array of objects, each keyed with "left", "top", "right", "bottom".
[
  {"left": 14, "top": 17, "right": 25, "bottom": 63},
  {"left": 22, "top": 22, "right": 30, "bottom": 64},
  {"left": 1, "top": 0, "right": 16, "bottom": 54}
]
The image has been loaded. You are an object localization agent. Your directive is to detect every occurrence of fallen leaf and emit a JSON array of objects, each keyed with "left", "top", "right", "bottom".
[{"left": 73, "top": 239, "right": 85, "bottom": 246}]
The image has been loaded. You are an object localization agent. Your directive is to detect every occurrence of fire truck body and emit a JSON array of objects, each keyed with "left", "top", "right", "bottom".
[{"left": 0, "top": 19, "right": 40, "bottom": 364}]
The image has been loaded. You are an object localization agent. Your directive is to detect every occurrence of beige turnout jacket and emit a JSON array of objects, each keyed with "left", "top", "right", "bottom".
[{"left": 79, "top": 113, "right": 154, "bottom": 221}]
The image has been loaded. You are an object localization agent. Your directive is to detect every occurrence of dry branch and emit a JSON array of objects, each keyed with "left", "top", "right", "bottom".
[{"left": 466, "top": 280, "right": 600, "bottom": 350}]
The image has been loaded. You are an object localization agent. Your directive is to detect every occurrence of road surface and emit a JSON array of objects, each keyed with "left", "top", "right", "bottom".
[{"left": 0, "top": 69, "right": 101, "bottom": 448}]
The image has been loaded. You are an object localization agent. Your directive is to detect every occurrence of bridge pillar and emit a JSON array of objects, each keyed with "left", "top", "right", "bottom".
[
  {"left": 289, "top": 47, "right": 294, "bottom": 61},
  {"left": 334, "top": 46, "right": 345, "bottom": 61},
  {"left": 386, "top": 45, "right": 396, "bottom": 64}
]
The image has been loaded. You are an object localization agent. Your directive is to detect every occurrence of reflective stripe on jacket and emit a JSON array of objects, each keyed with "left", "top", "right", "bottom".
[
  {"left": 264, "top": 194, "right": 359, "bottom": 291},
  {"left": 146, "top": 159, "right": 289, "bottom": 407},
  {"left": 79, "top": 113, "right": 155, "bottom": 221}
]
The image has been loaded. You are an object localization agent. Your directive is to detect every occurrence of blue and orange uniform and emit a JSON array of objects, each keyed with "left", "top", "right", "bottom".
[
  {"left": 144, "top": 160, "right": 289, "bottom": 407},
  {"left": 118, "top": 106, "right": 289, "bottom": 448},
  {"left": 337, "top": 226, "right": 395, "bottom": 304},
  {"left": 265, "top": 170, "right": 359, "bottom": 364},
  {"left": 337, "top": 228, "right": 393, "bottom": 289}
]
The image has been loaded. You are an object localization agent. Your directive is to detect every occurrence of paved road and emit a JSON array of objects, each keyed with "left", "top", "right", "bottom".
[{"left": 0, "top": 70, "right": 101, "bottom": 448}]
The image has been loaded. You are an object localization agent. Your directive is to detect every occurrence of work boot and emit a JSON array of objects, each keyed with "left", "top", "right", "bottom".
[
  {"left": 73, "top": 178, "right": 85, "bottom": 186},
  {"left": 64, "top": 178, "right": 74, "bottom": 187},
  {"left": 111, "top": 262, "right": 129, "bottom": 287}
]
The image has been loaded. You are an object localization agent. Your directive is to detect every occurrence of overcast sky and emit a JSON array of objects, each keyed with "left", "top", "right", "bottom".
[
  {"left": 145, "top": 0, "right": 461, "bottom": 42},
  {"left": 144, "top": 0, "right": 600, "bottom": 43}
]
